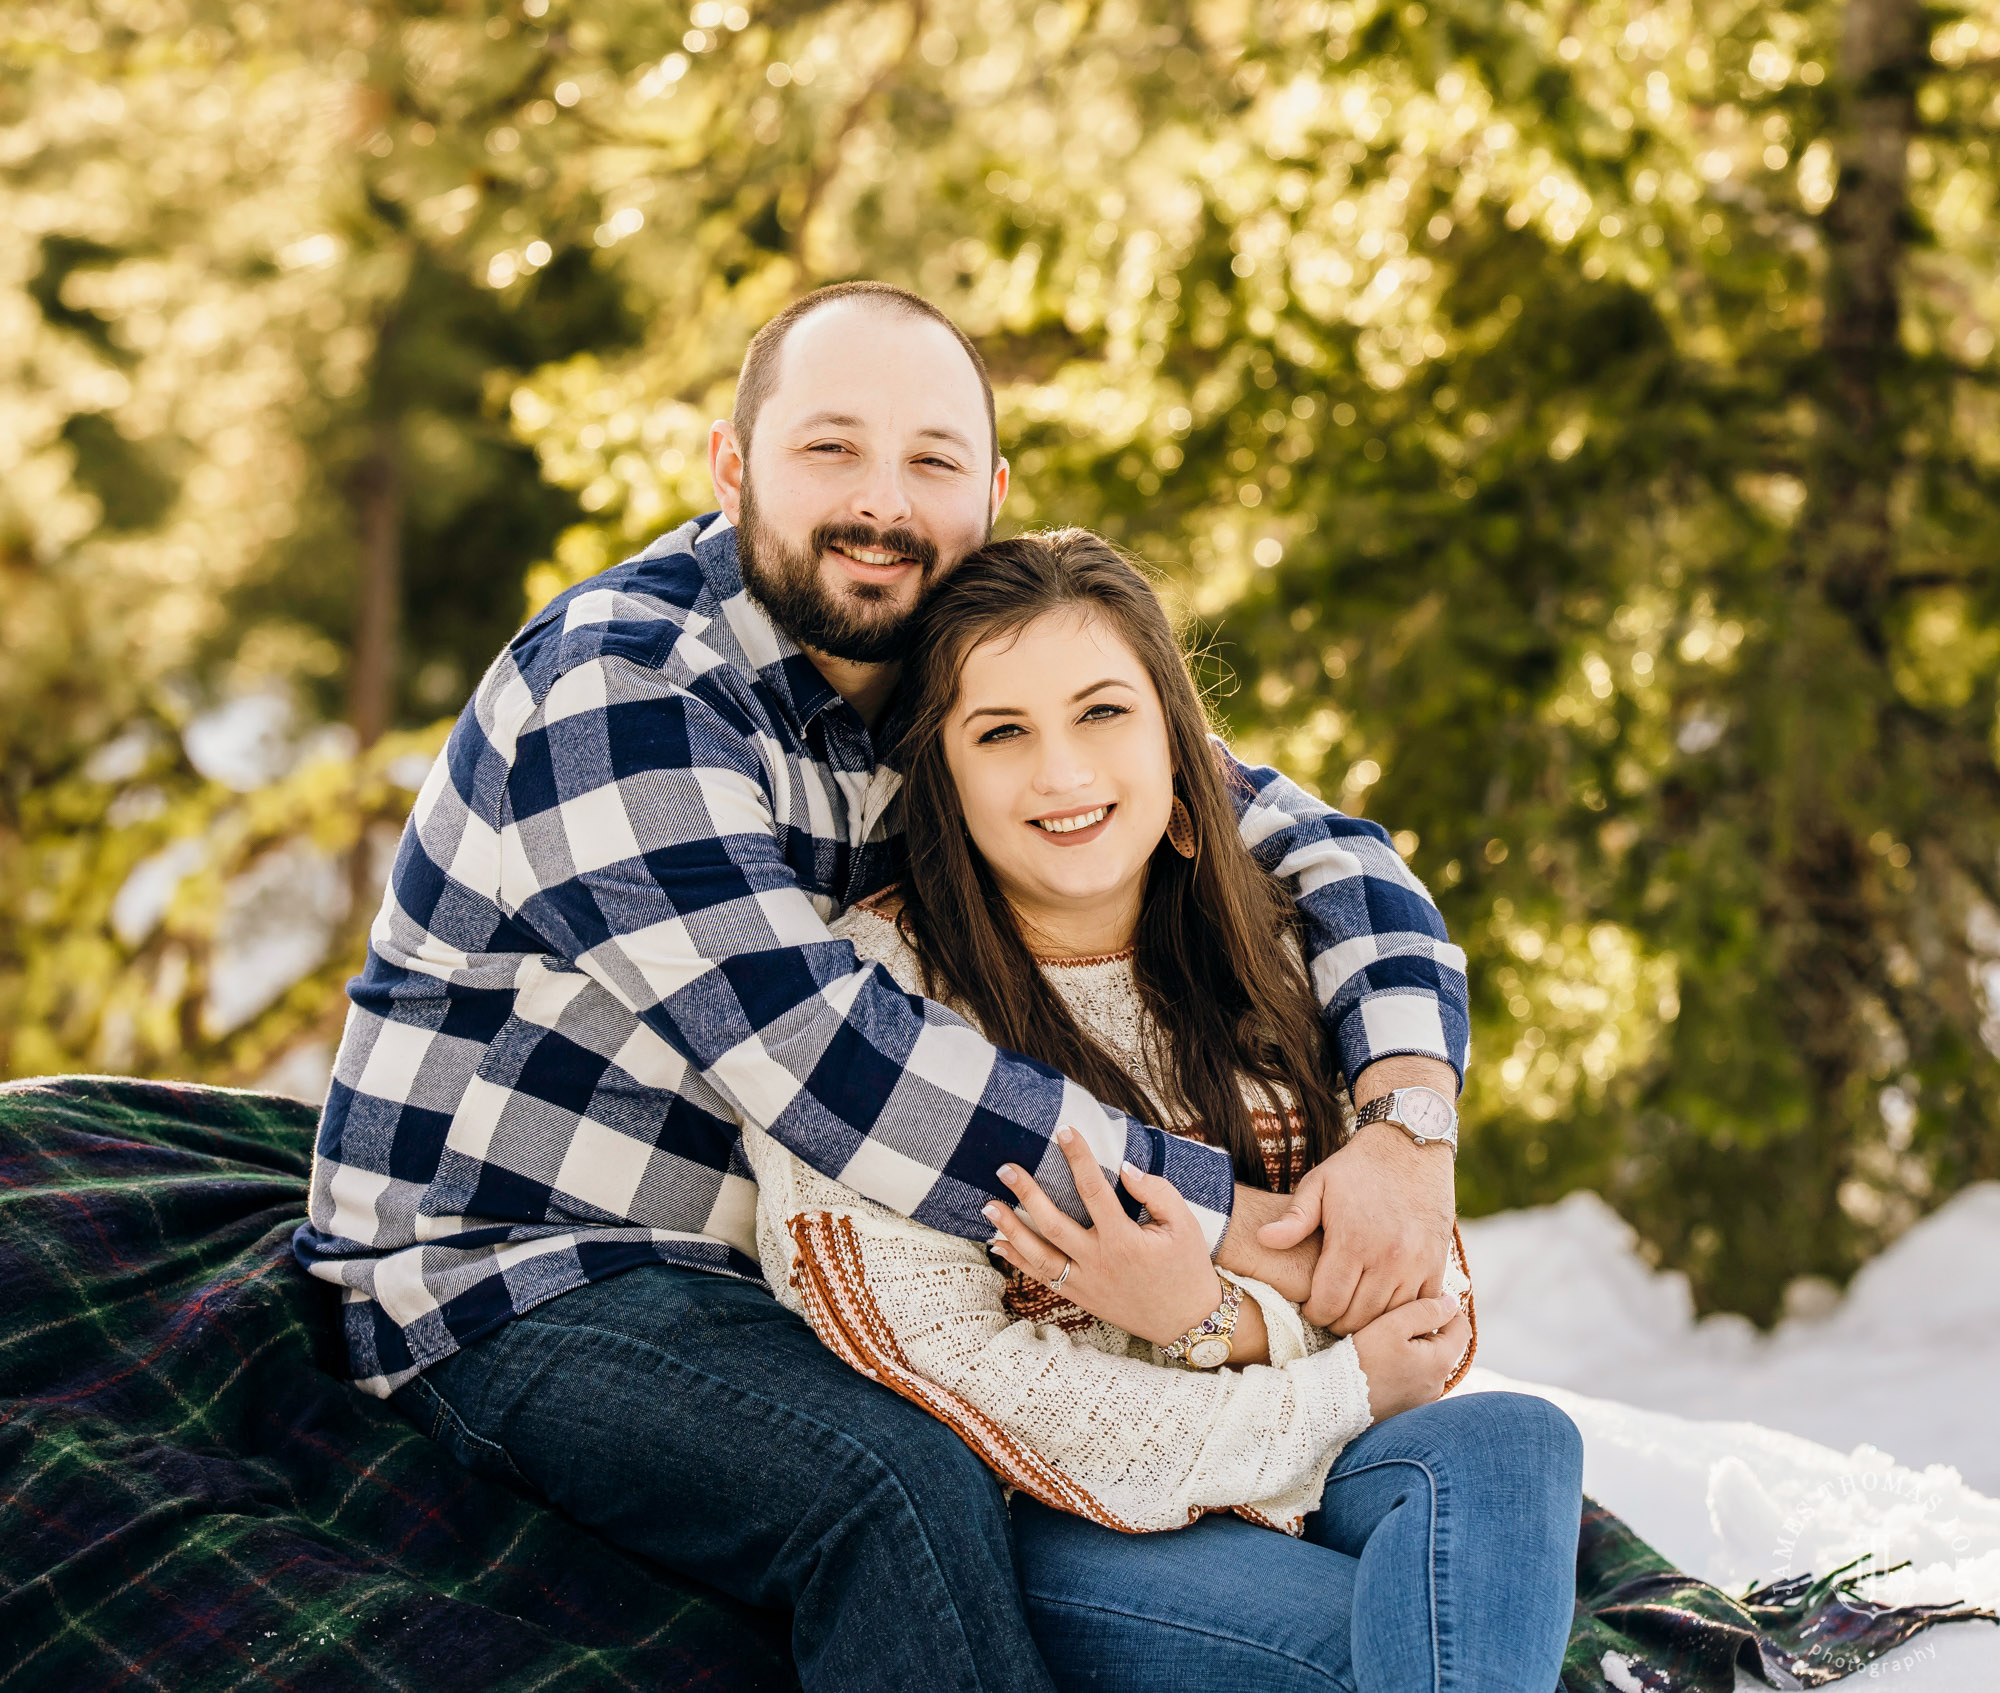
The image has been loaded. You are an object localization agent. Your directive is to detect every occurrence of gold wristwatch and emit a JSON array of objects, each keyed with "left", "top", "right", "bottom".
[{"left": 1162, "top": 1273, "right": 1243, "bottom": 1370}]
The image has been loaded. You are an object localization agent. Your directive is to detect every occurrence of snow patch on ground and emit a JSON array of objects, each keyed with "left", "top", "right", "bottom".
[
  {"left": 1460, "top": 1185, "right": 2000, "bottom": 1492},
  {"left": 1461, "top": 1185, "right": 2000, "bottom": 1685}
]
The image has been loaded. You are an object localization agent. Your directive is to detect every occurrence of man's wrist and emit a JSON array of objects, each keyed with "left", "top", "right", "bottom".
[
  {"left": 1216, "top": 1185, "right": 1319, "bottom": 1304},
  {"left": 1351, "top": 1118, "right": 1455, "bottom": 1161},
  {"left": 1350, "top": 1054, "right": 1459, "bottom": 1108},
  {"left": 1215, "top": 1185, "right": 1289, "bottom": 1266}
]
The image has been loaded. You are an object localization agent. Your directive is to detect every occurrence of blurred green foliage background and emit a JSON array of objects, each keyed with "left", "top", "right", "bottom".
[{"left": 6, "top": 0, "right": 1999, "bottom": 1321}]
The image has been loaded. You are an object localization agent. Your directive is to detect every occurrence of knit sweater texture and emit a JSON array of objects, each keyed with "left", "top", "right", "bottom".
[{"left": 741, "top": 897, "right": 1472, "bottom": 1535}]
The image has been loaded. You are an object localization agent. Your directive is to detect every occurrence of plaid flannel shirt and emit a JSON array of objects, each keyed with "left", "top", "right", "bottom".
[{"left": 294, "top": 514, "right": 1468, "bottom": 1395}]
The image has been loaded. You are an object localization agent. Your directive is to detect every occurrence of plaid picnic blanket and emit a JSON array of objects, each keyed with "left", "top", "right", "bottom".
[
  {"left": 0, "top": 1075, "right": 792, "bottom": 1692},
  {"left": 2, "top": 1077, "right": 1989, "bottom": 1691},
  {"left": 1566, "top": 1499, "right": 1993, "bottom": 1689}
]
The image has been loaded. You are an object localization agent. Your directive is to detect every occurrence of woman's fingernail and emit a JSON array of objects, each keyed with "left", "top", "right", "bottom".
[
  {"left": 1056, "top": 1126, "right": 1075, "bottom": 1145},
  {"left": 983, "top": 1203, "right": 1005, "bottom": 1224},
  {"left": 988, "top": 1235, "right": 1008, "bottom": 1250},
  {"left": 1121, "top": 1160, "right": 1144, "bottom": 1181},
  {"left": 997, "top": 1164, "right": 1019, "bottom": 1183}
]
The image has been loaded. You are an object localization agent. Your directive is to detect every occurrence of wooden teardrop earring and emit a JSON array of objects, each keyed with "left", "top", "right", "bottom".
[{"left": 1167, "top": 796, "right": 1198, "bottom": 860}]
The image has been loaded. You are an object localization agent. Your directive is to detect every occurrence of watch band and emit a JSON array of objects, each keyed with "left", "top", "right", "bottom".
[
  {"left": 1353, "top": 1085, "right": 1460, "bottom": 1152},
  {"left": 1161, "top": 1273, "right": 1243, "bottom": 1370}
]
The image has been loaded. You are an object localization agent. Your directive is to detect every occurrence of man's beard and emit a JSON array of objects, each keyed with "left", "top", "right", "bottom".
[{"left": 736, "top": 478, "right": 947, "bottom": 664}]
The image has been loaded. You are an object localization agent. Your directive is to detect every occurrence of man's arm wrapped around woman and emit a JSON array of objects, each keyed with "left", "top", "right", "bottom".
[{"left": 742, "top": 1125, "right": 1375, "bottom": 1536}]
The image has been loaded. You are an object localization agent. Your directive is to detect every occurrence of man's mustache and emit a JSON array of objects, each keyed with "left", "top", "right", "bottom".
[{"left": 812, "top": 522, "right": 939, "bottom": 573}]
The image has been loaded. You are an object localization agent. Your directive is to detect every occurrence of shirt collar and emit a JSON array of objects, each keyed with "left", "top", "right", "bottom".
[{"left": 689, "top": 512, "right": 850, "bottom": 736}]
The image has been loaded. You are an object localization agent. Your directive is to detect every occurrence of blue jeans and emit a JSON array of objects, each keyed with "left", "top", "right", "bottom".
[
  {"left": 397, "top": 1265, "right": 1057, "bottom": 1693},
  {"left": 1011, "top": 1392, "right": 1583, "bottom": 1693}
]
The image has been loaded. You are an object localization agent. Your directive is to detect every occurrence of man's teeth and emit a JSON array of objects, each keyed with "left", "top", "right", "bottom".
[
  {"left": 843, "top": 545, "right": 906, "bottom": 566},
  {"left": 1034, "top": 806, "right": 1109, "bottom": 834}
]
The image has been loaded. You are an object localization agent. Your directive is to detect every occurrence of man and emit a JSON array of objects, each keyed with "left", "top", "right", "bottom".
[{"left": 296, "top": 281, "right": 1467, "bottom": 1690}]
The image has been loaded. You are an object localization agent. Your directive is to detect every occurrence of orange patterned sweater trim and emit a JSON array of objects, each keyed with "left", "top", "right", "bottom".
[{"left": 786, "top": 1212, "right": 1146, "bottom": 1532}]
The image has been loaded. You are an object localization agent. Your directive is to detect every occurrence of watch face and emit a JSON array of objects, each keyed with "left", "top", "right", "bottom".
[
  {"left": 1187, "top": 1336, "right": 1233, "bottom": 1369},
  {"left": 1400, "top": 1090, "right": 1454, "bottom": 1140}
]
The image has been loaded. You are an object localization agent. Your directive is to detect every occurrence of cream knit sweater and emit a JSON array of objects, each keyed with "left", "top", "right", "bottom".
[{"left": 740, "top": 898, "right": 1471, "bottom": 1536}]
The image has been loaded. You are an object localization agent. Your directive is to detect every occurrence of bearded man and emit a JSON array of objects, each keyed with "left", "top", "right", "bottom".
[{"left": 296, "top": 281, "right": 1467, "bottom": 1691}]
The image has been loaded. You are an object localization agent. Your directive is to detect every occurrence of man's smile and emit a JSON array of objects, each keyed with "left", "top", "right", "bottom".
[{"left": 827, "top": 541, "right": 919, "bottom": 584}]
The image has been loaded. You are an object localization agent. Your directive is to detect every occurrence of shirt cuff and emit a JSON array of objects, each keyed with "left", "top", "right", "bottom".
[
  {"left": 1143, "top": 1125, "right": 1236, "bottom": 1254},
  {"left": 1334, "top": 989, "right": 1465, "bottom": 1088}
]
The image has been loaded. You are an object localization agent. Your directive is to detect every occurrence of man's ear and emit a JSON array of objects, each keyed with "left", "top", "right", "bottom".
[
  {"left": 710, "top": 419, "right": 746, "bottom": 522},
  {"left": 989, "top": 455, "right": 1010, "bottom": 524}
]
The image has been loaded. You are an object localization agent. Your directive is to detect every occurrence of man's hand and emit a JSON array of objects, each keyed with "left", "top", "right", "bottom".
[
  {"left": 1214, "top": 1185, "right": 1319, "bottom": 1304},
  {"left": 1258, "top": 1057, "right": 1459, "bottom": 1331}
]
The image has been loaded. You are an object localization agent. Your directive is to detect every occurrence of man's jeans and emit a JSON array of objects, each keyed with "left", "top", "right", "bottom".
[
  {"left": 1010, "top": 1391, "right": 1584, "bottom": 1692},
  {"left": 396, "top": 1264, "right": 1056, "bottom": 1693}
]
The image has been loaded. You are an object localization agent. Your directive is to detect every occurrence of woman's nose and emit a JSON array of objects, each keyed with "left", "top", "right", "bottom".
[{"left": 1032, "top": 739, "right": 1094, "bottom": 795}]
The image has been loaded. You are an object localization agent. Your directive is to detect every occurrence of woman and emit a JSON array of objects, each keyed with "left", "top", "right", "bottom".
[{"left": 739, "top": 529, "right": 1583, "bottom": 1691}]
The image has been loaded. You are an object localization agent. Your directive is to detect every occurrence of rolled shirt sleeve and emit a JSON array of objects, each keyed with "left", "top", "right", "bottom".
[{"left": 1216, "top": 742, "right": 1469, "bottom": 1088}]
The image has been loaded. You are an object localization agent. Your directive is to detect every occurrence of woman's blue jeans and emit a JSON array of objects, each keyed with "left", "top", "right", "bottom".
[{"left": 1011, "top": 1391, "right": 1584, "bottom": 1693}]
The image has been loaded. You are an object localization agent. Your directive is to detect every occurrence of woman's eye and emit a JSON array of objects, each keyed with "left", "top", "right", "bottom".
[
  {"left": 1079, "top": 703, "right": 1130, "bottom": 724},
  {"left": 976, "top": 723, "right": 1024, "bottom": 744}
]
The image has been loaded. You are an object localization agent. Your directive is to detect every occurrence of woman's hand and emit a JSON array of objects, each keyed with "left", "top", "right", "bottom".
[
  {"left": 985, "top": 1127, "right": 1231, "bottom": 1350},
  {"left": 1350, "top": 1294, "right": 1471, "bottom": 1422}
]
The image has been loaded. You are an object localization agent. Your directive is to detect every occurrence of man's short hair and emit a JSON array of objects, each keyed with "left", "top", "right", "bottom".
[{"left": 733, "top": 281, "right": 998, "bottom": 475}]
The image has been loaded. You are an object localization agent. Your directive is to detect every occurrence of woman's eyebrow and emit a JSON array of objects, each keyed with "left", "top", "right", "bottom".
[
  {"left": 961, "top": 679, "right": 1137, "bottom": 724},
  {"left": 1070, "top": 678, "right": 1137, "bottom": 702}
]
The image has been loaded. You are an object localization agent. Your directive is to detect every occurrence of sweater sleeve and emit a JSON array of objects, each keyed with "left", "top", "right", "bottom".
[{"left": 743, "top": 1123, "right": 1374, "bottom": 1536}]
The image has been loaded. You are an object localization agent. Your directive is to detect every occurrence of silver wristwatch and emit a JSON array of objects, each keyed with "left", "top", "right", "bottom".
[{"left": 1353, "top": 1085, "right": 1459, "bottom": 1153}]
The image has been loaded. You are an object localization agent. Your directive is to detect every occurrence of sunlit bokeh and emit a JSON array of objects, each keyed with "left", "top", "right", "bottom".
[{"left": 5, "top": 0, "right": 1998, "bottom": 1320}]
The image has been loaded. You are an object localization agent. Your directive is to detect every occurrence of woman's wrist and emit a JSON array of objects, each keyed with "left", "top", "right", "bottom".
[
  {"left": 1224, "top": 1283, "right": 1270, "bottom": 1366},
  {"left": 1154, "top": 1270, "right": 1230, "bottom": 1351}
]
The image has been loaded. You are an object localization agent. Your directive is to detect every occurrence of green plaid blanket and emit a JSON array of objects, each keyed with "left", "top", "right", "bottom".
[
  {"left": 2, "top": 1077, "right": 1988, "bottom": 1691},
  {"left": 1566, "top": 1499, "right": 1992, "bottom": 1689},
  {"left": 0, "top": 1076, "right": 792, "bottom": 1692}
]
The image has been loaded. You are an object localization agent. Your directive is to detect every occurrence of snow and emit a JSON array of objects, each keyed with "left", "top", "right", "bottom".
[
  {"left": 182, "top": 688, "right": 302, "bottom": 792},
  {"left": 1459, "top": 1185, "right": 2000, "bottom": 1686},
  {"left": 200, "top": 839, "right": 350, "bottom": 1036},
  {"left": 180, "top": 688, "right": 357, "bottom": 792},
  {"left": 255, "top": 1039, "right": 334, "bottom": 1105},
  {"left": 109, "top": 837, "right": 207, "bottom": 948}
]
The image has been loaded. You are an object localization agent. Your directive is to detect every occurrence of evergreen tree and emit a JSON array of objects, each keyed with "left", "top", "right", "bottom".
[{"left": 5, "top": 0, "right": 1996, "bottom": 1318}]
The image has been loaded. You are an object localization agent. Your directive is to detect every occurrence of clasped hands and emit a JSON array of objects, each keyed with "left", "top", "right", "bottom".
[{"left": 986, "top": 1066, "right": 1469, "bottom": 1421}]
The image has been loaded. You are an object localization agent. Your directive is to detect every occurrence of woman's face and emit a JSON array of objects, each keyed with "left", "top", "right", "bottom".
[{"left": 943, "top": 608, "right": 1175, "bottom": 949}]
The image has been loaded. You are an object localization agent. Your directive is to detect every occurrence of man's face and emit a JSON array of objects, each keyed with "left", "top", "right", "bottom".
[{"left": 716, "top": 301, "right": 1007, "bottom": 663}]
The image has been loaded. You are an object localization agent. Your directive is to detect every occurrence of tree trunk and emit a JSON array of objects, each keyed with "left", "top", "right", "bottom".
[
  {"left": 1816, "top": 0, "right": 1924, "bottom": 650},
  {"left": 347, "top": 415, "right": 402, "bottom": 749},
  {"left": 1766, "top": 0, "right": 1926, "bottom": 1237}
]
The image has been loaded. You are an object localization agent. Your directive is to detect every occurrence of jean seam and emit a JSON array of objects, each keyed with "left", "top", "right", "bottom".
[
  {"left": 1322, "top": 1455, "right": 1443, "bottom": 1693},
  {"left": 1023, "top": 1595, "right": 1352, "bottom": 1691},
  {"left": 505, "top": 1311, "right": 1005, "bottom": 1693},
  {"left": 414, "top": 1372, "right": 535, "bottom": 1491},
  {"left": 402, "top": 1377, "right": 442, "bottom": 1441}
]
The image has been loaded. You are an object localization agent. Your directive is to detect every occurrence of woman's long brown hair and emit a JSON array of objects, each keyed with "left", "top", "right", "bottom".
[{"left": 891, "top": 529, "right": 1344, "bottom": 1191}]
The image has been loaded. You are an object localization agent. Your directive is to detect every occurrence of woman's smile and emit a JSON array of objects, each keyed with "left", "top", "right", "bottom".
[{"left": 1029, "top": 802, "right": 1116, "bottom": 844}]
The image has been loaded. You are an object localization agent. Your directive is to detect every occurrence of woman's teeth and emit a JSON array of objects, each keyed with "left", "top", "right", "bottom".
[{"left": 1033, "top": 806, "right": 1109, "bottom": 834}]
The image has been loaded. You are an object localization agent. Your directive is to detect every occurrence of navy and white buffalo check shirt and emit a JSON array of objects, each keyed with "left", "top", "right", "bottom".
[{"left": 295, "top": 514, "right": 1470, "bottom": 1395}]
